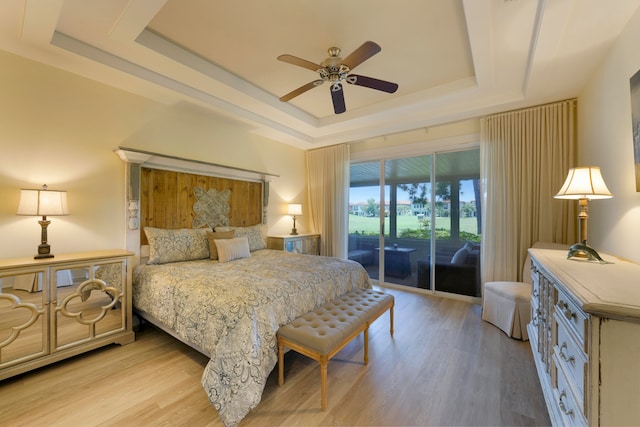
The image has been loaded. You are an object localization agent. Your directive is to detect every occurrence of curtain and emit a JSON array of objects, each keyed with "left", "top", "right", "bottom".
[
  {"left": 306, "top": 144, "right": 349, "bottom": 257},
  {"left": 481, "top": 99, "right": 577, "bottom": 283}
]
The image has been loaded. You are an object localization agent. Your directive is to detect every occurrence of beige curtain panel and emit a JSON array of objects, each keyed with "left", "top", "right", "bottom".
[
  {"left": 306, "top": 144, "right": 350, "bottom": 258},
  {"left": 481, "top": 99, "right": 577, "bottom": 284}
]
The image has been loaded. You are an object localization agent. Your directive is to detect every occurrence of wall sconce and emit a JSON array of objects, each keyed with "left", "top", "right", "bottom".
[
  {"left": 554, "top": 166, "right": 612, "bottom": 262},
  {"left": 287, "top": 203, "right": 302, "bottom": 235},
  {"left": 17, "top": 184, "right": 69, "bottom": 259}
]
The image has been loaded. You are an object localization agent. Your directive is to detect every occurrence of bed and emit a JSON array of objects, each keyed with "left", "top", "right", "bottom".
[
  {"left": 134, "top": 248, "right": 370, "bottom": 426},
  {"left": 127, "top": 164, "right": 372, "bottom": 427}
]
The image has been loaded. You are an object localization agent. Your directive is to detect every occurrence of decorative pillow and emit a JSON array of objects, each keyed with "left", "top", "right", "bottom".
[
  {"left": 215, "top": 237, "right": 251, "bottom": 263},
  {"left": 450, "top": 246, "right": 470, "bottom": 265},
  {"left": 206, "top": 230, "right": 235, "bottom": 260},
  {"left": 144, "top": 227, "right": 212, "bottom": 264},
  {"left": 215, "top": 224, "right": 267, "bottom": 252}
]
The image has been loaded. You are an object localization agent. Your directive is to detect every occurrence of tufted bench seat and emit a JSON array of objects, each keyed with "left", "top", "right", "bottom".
[{"left": 277, "top": 288, "right": 394, "bottom": 410}]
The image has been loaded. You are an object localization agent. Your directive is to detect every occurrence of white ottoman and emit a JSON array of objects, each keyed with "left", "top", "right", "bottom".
[{"left": 482, "top": 280, "right": 531, "bottom": 340}]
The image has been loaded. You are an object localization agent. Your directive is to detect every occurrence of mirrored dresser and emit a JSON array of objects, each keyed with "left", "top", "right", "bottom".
[
  {"left": 528, "top": 248, "right": 640, "bottom": 427},
  {"left": 0, "top": 250, "right": 135, "bottom": 380}
]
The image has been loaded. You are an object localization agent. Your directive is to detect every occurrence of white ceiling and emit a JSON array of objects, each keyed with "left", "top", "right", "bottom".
[{"left": 1, "top": 0, "right": 639, "bottom": 150}]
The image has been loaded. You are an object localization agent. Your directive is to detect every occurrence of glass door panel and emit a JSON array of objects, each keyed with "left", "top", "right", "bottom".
[
  {"left": 383, "top": 155, "right": 432, "bottom": 287},
  {"left": 433, "top": 150, "right": 481, "bottom": 297},
  {"left": 349, "top": 161, "right": 381, "bottom": 281}
]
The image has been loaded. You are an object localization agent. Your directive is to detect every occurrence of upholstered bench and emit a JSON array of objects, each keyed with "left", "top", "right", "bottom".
[{"left": 277, "top": 288, "right": 394, "bottom": 410}]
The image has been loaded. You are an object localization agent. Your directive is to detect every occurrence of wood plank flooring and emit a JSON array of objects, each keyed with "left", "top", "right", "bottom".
[{"left": 0, "top": 288, "right": 550, "bottom": 426}]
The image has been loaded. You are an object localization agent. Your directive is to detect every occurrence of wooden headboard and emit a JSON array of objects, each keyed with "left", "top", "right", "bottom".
[{"left": 140, "top": 167, "right": 263, "bottom": 245}]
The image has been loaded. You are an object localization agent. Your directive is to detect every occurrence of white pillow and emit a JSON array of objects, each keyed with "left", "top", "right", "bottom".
[{"left": 215, "top": 237, "right": 251, "bottom": 263}]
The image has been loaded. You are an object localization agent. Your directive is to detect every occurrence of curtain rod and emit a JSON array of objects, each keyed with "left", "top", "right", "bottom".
[{"left": 484, "top": 98, "right": 577, "bottom": 120}]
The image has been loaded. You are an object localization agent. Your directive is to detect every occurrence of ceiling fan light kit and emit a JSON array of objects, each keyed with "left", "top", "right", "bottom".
[{"left": 278, "top": 41, "right": 398, "bottom": 114}]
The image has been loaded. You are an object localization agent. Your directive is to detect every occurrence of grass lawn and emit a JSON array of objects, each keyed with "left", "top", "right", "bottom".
[{"left": 348, "top": 214, "right": 480, "bottom": 236}]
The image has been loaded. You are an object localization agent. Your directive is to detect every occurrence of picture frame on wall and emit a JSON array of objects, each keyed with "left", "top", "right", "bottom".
[{"left": 630, "top": 69, "right": 640, "bottom": 191}]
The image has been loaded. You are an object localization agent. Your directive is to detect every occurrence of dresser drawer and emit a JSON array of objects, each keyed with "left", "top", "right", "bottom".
[
  {"left": 553, "top": 354, "right": 587, "bottom": 427},
  {"left": 555, "top": 287, "right": 588, "bottom": 347},
  {"left": 554, "top": 314, "right": 587, "bottom": 399}
]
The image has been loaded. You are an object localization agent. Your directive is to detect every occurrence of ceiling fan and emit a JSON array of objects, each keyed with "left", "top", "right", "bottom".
[{"left": 277, "top": 41, "right": 399, "bottom": 114}]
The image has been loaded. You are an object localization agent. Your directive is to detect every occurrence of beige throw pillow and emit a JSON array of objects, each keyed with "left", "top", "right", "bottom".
[{"left": 207, "top": 230, "right": 235, "bottom": 260}]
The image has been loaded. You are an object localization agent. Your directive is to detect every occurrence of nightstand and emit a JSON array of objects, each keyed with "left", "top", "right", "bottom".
[{"left": 267, "top": 234, "right": 320, "bottom": 255}]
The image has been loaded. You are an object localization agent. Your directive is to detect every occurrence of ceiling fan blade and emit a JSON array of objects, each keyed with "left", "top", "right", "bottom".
[
  {"left": 277, "top": 54, "right": 322, "bottom": 72},
  {"left": 342, "top": 41, "right": 381, "bottom": 70},
  {"left": 331, "top": 83, "right": 346, "bottom": 114},
  {"left": 347, "top": 74, "right": 398, "bottom": 93},
  {"left": 279, "top": 80, "right": 324, "bottom": 102}
]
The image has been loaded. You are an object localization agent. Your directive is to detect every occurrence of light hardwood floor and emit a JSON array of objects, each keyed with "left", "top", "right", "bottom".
[{"left": 0, "top": 288, "right": 550, "bottom": 426}]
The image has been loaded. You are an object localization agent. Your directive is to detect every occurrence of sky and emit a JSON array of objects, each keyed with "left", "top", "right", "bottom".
[{"left": 350, "top": 180, "right": 476, "bottom": 203}]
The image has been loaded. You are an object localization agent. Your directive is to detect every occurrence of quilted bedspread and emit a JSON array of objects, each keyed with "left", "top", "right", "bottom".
[{"left": 133, "top": 249, "right": 371, "bottom": 426}]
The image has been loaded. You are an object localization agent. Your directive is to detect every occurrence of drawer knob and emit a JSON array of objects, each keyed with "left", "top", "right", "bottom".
[
  {"left": 559, "top": 342, "right": 576, "bottom": 366},
  {"left": 558, "top": 391, "right": 575, "bottom": 418}
]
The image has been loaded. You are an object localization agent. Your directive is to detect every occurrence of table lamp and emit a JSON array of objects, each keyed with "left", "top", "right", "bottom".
[
  {"left": 554, "top": 167, "right": 612, "bottom": 262},
  {"left": 288, "top": 203, "right": 302, "bottom": 235},
  {"left": 17, "top": 184, "right": 69, "bottom": 259}
]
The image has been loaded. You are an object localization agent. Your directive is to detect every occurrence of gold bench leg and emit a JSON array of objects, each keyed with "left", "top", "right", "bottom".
[
  {"left": 364, "top": 328, "right": 369, "bottom": 365},
  {"left": 278, "top": 340, "right": 284, "bottom": 386},
  {"left": 320, "top": 355, "right": 328, "bottom": 410},
  {"left": 390, "top": 304, "right": 394, "bottom": 335}
]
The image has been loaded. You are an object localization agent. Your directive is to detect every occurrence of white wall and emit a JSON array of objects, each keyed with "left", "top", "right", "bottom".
[
  {"left": 578, "top": 8, "right": 640, "bottom": 264},
  {"left": 0, "top": 51, "right": 307, "bottom": 260},
  {"left": 350, "top": 119, "right": 480, "bottom": 159}
]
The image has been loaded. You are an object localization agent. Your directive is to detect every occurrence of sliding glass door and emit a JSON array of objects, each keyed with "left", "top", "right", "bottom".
[
  {"left": 381, "top": 156, "right": 432, "bottom": 285},
  {"left": 348, "top": 149, "right": 481, "bottom": 298},
  {"left": 431, "top": 150, "right": 481, "bottom": 297},
  {"left": 348, "top": 161, "right": 382, "bottom": 280}
]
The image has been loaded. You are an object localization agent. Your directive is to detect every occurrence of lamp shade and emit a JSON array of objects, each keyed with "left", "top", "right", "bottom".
[
  {"left": 287, "top": 203, "right": 302, "bottom": 216},
  {"left": 17, "top": 186, "right": 69, "bottom": 216},
  {"left": 554, "top": 167, "right": 613, "bottom": 200}
]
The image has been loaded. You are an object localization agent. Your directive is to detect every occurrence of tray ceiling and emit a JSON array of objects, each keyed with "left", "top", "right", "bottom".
[{"left": 1, "top": 0, "right": 639, "bottom": 149}]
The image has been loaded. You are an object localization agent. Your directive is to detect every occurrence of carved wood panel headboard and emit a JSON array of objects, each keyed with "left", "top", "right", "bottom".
[{"left": 139, "top": 167, "right": 263, "bottom": 245}]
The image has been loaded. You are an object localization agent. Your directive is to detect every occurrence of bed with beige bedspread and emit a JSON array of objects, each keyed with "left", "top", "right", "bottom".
[{"left": 133, "top": 248, "right": 371, "bottom": 427}]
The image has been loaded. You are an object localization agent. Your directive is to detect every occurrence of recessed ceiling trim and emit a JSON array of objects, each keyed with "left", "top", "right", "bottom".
[
  {"left": 21, "top": 0, "right": 64, "bottom": 44},
  {"left": 462, "top": 0, "right": 494, "bottom": 88},
  {"left": 135, "top": 29, "right": 320, "bottom": 127},
  {"left": 109, "top": 0, "right": 167, "bottom": 41},
  {"left": 522, "top": 0, "right": 548, "bottom": 95},
  {"left": 50, "top": 31, "right": 315, "bottom": 145}
]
